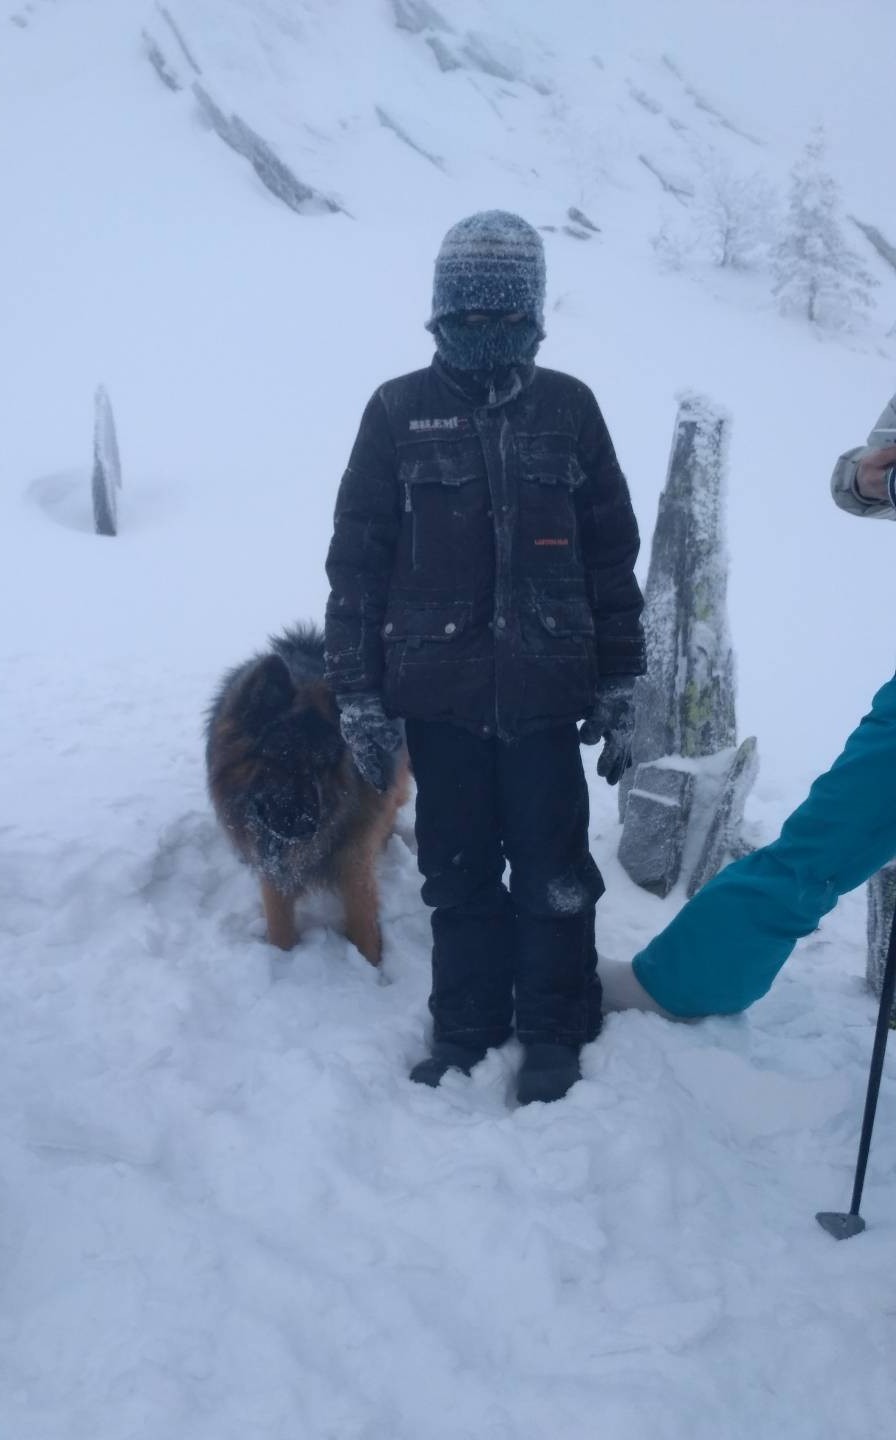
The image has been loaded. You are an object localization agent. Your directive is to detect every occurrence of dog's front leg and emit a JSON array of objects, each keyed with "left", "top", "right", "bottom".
[
  {"left": 261, "top": 880, "right": 297, "bottom": 951},
  {"left": 339, "top": 856, "right": 382, "bottom": 966}
]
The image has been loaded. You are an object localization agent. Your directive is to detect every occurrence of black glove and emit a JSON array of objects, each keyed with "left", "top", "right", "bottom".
[
  {"left": 579, "top": 678, "right": 637, "bottom": 786},
  {"left": 337, "top": 692, "right": 404, "bottom": 793}
]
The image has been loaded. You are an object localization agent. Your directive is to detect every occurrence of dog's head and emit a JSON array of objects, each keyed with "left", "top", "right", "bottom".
[{"left": 235, "top": 656, "right": 347, "bottom": 847}]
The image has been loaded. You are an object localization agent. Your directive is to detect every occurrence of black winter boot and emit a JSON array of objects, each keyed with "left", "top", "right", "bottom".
[
  {"left": 516, "top": 1043, "right": 582, "bottom": 1105},
  {"left": 409, "top": 1041, "right": 488, "bottom": 1088}
]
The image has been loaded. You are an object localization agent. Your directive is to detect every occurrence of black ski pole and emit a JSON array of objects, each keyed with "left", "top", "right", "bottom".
[{"left": 817, "top": 900, "right": 896, "bottom": 1239}]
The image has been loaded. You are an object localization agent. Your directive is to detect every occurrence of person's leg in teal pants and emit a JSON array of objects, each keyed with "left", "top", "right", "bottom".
[{"left": 627, "top": 672, "right": 896, "bottom": 1018}]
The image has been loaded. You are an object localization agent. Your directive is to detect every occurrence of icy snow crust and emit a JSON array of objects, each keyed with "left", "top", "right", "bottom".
[{"left": 2, "top": 1, "right": 896, "bottom": 1436}]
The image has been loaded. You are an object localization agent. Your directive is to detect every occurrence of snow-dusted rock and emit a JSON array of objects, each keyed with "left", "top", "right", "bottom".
[
  {"left": 92, "top": 385, "right": 121, "bottom": 538},
  {"left": 618, "top": 761, "right": 695, "bottom": 897},
  {"left": 193, "top": 85, "right": 343, "bottom": 216},
  {"left": 618, "top": 394, "right": 756, "bottom": 894},
  {"left": 866, "top": 862, "right": 896, "bottom": 1017},
  {"left": 687, "top": 736, "right": 759, "bottom": 897},
  {"left": 625, "top": 392, "right": 735, "bottom": 797}
]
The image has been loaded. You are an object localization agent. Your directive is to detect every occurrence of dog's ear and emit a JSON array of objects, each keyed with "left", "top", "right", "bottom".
[{"left": 240, "top": 655, "right": 294, "bottom": 729}]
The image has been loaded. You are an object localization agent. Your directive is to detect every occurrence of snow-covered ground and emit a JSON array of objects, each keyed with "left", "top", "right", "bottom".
[{"left": 2, "top": 2, "right": 896, "bottom": 1436}]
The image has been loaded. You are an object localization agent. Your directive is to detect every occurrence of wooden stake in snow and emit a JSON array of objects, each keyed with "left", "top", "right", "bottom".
[{"left": 92, "top": 386, "right": 122, "bottom": 537}]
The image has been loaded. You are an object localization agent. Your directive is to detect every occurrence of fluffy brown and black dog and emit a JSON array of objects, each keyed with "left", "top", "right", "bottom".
[{"left": 205, "top": 624, "right": 409, "bottom": 964}]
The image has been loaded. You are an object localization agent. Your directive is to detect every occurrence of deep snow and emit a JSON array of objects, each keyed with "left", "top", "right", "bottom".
[{"left": 2, "top": 2, "right": 896, "bottom": 1436}]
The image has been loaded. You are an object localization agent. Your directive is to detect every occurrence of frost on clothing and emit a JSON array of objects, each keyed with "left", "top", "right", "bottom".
[
  {"left": 578, "top": 675, "right": 637, "bottom": 785},
  {"left": 405, "top": 718, "right": 604, "bottom": 1048},
  {"left": 433, "top": 314, "right": 542, "bottom": 374},
  {"left": 323, "top": 359, "right": 646, "bottom": 739},
  {"left": 425, "top": 210, "right": 547, "bottom": 332},
  {"left": 426, "top": 210, "right": 547, "bottom": 372},
  {"left": 324, "top": 334, "right": 645, "bottom": 1057},
  {"left": 336, "top": 692, "right": 404, "bottom": 793}
]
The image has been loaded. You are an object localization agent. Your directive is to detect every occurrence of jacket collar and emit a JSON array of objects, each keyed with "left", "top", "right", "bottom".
[{"left": 432, "top": 355, "right": 536, "bottom": 410}]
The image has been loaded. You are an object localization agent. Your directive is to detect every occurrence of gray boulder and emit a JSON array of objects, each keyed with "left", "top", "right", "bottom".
[
  {"left": 617, "top": 392, "right": 757, "bottom": 897},
  {"left": 687, "top": 737, "right": 759, "bottom": 897},
  {"left": 867, "top": 863, "right": 896, "bottom": 1019},
  {"left": 618, "top": 762, "right": 695, "bottom": 898},
  {"left": 622, "top": 393, "right": 735, "bottom": 821}
]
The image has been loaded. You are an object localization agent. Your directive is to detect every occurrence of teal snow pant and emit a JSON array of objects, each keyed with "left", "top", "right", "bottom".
[{"left": 632, "top": 672, "right": 896, "bottom": 1017}]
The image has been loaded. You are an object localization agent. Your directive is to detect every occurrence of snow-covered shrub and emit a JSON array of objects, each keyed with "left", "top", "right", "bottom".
[{"left": 652, "top": 158, "right": 776, "bottom": 273}]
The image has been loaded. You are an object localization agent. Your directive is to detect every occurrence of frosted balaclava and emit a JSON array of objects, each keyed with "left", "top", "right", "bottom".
[{"left": 426, "top": 210, "right": 546, "bottom": 373}]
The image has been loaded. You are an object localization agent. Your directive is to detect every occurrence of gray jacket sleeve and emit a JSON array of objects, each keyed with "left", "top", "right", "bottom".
[{"left": 830, "top": 392, "right": 896, "bottom": 520}]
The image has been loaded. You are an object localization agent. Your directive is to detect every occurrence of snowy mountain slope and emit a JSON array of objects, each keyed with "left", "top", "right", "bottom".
[
  {"left": 2, "top": 3, "right": 896, "bottom": 1437},
  {"left": 3, "top": 0, "right": 895, "bottom": 780}
]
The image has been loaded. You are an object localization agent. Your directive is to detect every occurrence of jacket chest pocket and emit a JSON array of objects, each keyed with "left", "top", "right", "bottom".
[
  {"left": 517, "top": 436, "right": 584, "bottom": 565},
  {"left": 398, "top": 448, "right": 490, "bottom": 576}
]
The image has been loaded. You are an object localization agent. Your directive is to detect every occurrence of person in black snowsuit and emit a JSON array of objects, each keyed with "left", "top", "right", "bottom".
[{"left": 324, "top": 211, "right": 645, "bottom": 1103}]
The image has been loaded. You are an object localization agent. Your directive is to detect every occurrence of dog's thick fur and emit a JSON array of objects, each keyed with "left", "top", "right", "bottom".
[{"left": 205, "top": 624, "right": 409, "bottom": 964}]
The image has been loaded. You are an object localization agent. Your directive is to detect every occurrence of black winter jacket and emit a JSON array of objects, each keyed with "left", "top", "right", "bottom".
[{"left": 324, "top": 358, "right": 645, "bottom": 739}]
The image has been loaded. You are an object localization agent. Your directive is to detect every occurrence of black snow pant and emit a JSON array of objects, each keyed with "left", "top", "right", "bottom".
[{"left": 404, "top": 720, "right": 605, "bottom": 1050}]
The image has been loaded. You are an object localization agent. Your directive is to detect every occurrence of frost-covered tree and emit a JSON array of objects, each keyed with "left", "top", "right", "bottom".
[
  {"left": 652, "top": 161, "right": 775, "bottom": 273},
  {"left": 703, "top": 166, "right": 776, "bottom": 270},
  {"left": 773, "top": 130, "right": 877, "bottom": 328}
]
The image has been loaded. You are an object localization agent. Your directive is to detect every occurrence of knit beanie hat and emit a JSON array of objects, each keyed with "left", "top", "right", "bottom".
[{"left": 425, "top": 211, "right": 546, "bottom": 334}]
